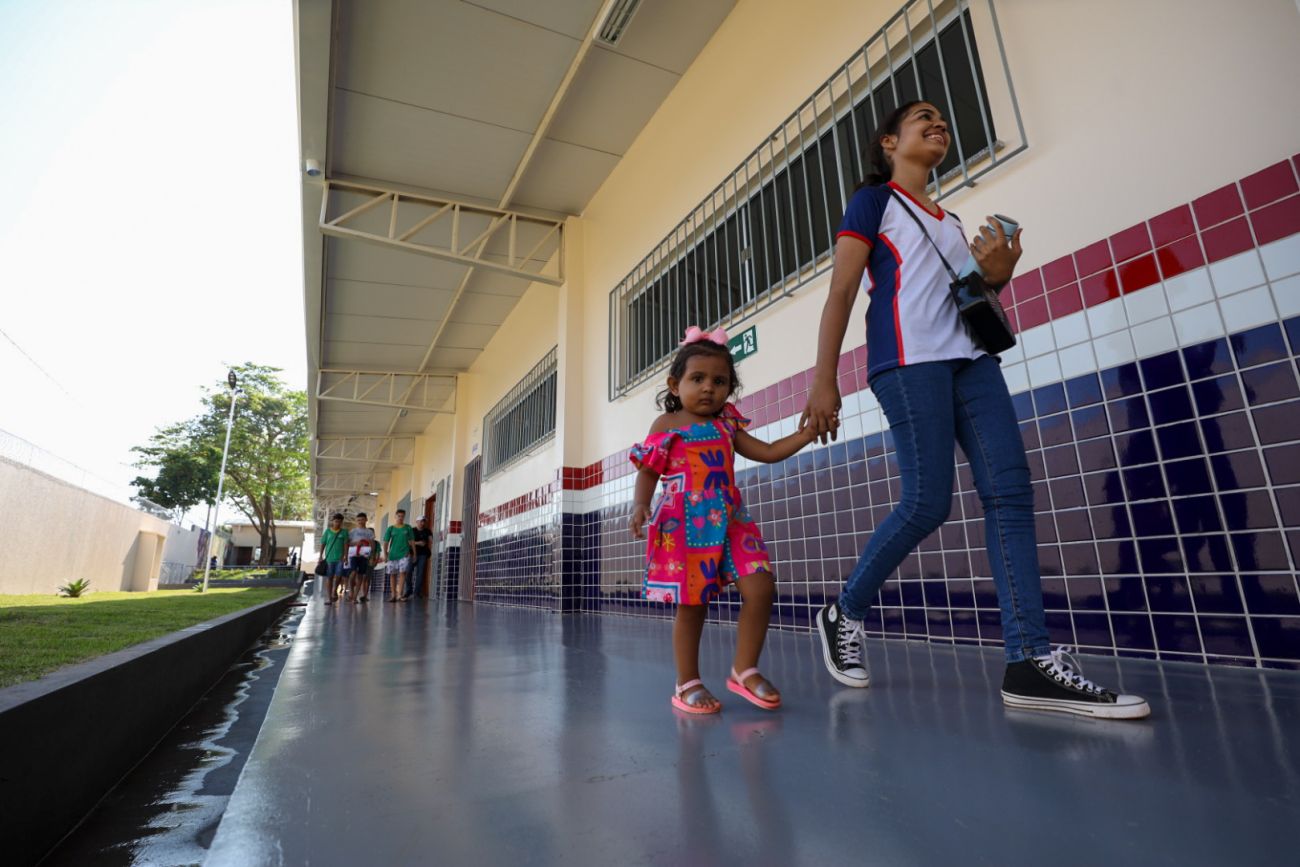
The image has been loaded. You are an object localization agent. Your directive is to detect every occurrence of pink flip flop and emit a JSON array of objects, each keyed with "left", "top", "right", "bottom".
[
  {"left": 726, "top": 667, "right": 782, "bottom": 710},
  {"left": 672, "top": 679, "right": 721, "bottom": 714}
]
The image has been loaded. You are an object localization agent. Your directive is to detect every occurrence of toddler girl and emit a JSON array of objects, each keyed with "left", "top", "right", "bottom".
[{"left": 629, "top": 326, "right": 817, "bottom": 714}]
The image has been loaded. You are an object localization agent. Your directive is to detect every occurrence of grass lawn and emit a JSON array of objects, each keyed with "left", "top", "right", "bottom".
[{"left": 0, "top": 588, "right": 293, "bottom": 689}]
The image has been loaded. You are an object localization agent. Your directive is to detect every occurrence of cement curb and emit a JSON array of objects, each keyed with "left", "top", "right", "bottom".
[{"left": 0, "top": 591, "right": 297, "bottom": 866}]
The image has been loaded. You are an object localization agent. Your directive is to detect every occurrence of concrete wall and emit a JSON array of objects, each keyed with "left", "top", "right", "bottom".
[{"left": 0, "top": 457, "right": 172, "bottom": 595}]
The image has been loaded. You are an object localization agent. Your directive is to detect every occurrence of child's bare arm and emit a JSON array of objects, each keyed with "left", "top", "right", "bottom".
[
  {"left": 628, "top": 414, "right": 676, "bottom": 539},
  {"left": 733, "top": 425, "right": 817, "bottom": 464}
]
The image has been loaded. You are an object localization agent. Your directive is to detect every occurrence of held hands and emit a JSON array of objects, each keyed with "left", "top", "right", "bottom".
[
  {"left": 629, "top": 503, "right": 651, "bottom": 540},
  {"left": 970, "top": 216, "right": 1023, "bottom": 287},
  {"left": 799, "top": 376, "right": 842, "bottom": 444}
]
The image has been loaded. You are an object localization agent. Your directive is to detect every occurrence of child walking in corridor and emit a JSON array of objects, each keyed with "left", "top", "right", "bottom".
[{"left": 629, "top": 327, "right": 817, "bottom": 714}]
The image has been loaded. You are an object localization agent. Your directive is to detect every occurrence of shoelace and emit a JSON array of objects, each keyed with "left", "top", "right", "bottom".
[
  {"left": 1037, "top": 645, "right": 1103, "bottom": 695},
  {"left": 838, "top": 618, "right": 865, "bottom": 666}
]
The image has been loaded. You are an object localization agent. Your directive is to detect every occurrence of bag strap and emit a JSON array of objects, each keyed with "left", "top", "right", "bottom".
[{"left": 887, "top": 187, "right": 960, "bottom": 282}]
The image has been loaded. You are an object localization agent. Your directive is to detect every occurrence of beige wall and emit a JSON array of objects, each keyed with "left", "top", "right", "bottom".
[
  {"left": 0, "top": 458, "right": 172, "bottom": 595},
  {"left": 578, "top": 0, "right": 1300, "bottom": 463},
  {"left": 376, "top": 0, "right": 1300, "bottom": 515}
]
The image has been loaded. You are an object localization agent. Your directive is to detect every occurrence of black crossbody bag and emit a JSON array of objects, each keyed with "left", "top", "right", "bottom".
[{"left": 887, "top": 189, "right": 1017, "bottom": 354}]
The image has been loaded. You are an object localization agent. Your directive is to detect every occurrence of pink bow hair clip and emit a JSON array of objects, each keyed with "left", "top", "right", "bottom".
[{"left": 681, "top": 325, "right": 729, "bottom": 346}]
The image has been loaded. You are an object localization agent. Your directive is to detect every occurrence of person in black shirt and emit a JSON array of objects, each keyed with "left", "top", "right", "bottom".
[{"left": 408, "top": 516, "right": 433, "bottom": 599}]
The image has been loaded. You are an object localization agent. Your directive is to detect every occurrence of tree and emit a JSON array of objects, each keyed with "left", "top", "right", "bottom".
[{"left": 133, "top": 364, "right": 310, "bottom": 565}]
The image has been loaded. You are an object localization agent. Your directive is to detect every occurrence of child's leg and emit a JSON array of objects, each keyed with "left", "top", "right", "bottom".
[
  {"left": 673, "top": 604, "right": 719, "bottom": 709},
  {"left": 733, "top": 571, "right": 779, "bottom": 698}
]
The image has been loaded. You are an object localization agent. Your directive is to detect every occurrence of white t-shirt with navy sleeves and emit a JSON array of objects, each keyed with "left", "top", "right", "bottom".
[{"left": 836, "top": 181, "right": 984, "bottom": 380}]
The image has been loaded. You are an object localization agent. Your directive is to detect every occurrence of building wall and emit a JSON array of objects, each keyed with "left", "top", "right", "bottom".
[
  {"left": 367, "top": 0, "right": 1300, "bottom": 666},
  {"left": 0, "top": 458, "right": 172, "bottom": 594}
]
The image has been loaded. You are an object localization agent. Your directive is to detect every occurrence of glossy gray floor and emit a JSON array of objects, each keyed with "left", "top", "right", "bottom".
[{"left": 207, "top": 593, "right": 1299, "bottom": 867}]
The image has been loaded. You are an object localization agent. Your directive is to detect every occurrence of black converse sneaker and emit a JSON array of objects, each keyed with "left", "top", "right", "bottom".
[
  {"left": 1002, "top": 646, "right": 1150, "bottom": 720},
  {"left": 816, "top": 602, "right": 870, "bottom": 688}
]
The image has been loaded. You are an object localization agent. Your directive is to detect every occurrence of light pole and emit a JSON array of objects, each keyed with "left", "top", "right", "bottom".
[{"left": 201, "top": 370, "right": 240, "bottom": 593}]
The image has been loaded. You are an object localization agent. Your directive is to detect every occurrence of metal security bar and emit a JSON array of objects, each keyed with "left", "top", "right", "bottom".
[
  {"left": 608, "top": 0, "right": 1026, "bottom": 399},
  {"left": 482, "top": 347, "right": 559, "bottom": 478}
]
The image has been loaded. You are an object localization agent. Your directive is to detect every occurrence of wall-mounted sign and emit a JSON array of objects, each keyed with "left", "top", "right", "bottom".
[{"left": 728, "top": 326, "right": 758, "bottom": 363}]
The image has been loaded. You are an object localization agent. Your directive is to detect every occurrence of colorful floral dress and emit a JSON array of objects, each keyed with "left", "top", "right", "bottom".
[{"left": 629, "top": 403, "right": 771, "bottom": 606}]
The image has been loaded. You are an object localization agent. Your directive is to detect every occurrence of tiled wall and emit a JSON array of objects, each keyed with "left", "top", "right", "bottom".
[{"left": 468, "top": 155, "right": 1300, "bottom": 670}]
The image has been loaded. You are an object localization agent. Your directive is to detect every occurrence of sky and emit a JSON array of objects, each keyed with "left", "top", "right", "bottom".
[{"left": 0, "top": 0, "right": 305, "bottom": 507}]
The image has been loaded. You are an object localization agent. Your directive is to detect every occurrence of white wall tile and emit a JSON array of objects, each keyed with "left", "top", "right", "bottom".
[
  {"left": 1020, "top": 324, "right": 1056, "bottom": 359},
  {"left": 862, "top": 409, "right": 886, "bottom": 436},
  {"left": 1271, "top": 273, "right": 1300, "bottom": 318},
  {"left": 1092, "top": 330, "right": 1136, "bottom": 367},
  {"left": 1027, "top": 352, "right": 1062, "bottom": 388},
  {"left": 999, "top": 340, "right": 1025, "bottom": 364},
  {"left": 1001, "top": 362, "right": 1029, "bottom": 394},
  {"left": 1130, "top": 318, "right": 1178, "bottom": 355},
  {"left": 1058, "top": 342, "right": 1098, "bottom": 379},
  {"left": 1209, "top": 250, "right": 1267, "bottom": 297},
  {"left": 1260, "top": 233, "right": 1300, "bottom": 282},
  {"left": 1172, "top": 302, "right": 1226, "bottom": 345},
  {"left": 1052, "top": 309, "right": 1091, "bottom": 348},
  {"left": 1220, "top": 285, "right": 1277, "bottom": 332},
  {"left": 1087, "top": 297, "right": 1129, "bottom": 336},
  {"left": 1123, "top": 282, "right": 1170, "bottom": 324},
  {"left": 1164, "top": 268, "right": 1215, "bottom": 312}
]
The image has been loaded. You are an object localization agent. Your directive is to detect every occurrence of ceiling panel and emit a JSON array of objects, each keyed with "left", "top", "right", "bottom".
[
  {"left": 465, "top": 0, "right": 604, "bottom": 40},
  {"left": 435, "top": 322, "right": 499, "bottom": 350},
  {"left": 322, "top": 341, "right": 429, "bottom": 369},
  {"left": 326, "top": 240, "right": 469, "bottom": 289},
  {"left": 425, "top": 346, "right": 487, "bottom": 369},
  {"left": 330, "top": 89, "right": 530, "bottom": 202},
  {"left": 446, "top": 292, "right": 523, "bottom": 325},
  {"left": 509, "top": 137, "right": 622, "bottom": 214},
  {"left": 545, "top": 46, "right": 679, "bottom": 156},
  {"left": 605, "top": 0, "right": 735, "bottom": 75},
  {"left": 325, "top": 280, "right": 455, "bottom": 320},
  {"left": 335, "top": 0, "right": 583, "bottom": 133},
  {"left": 324, "top": 314, "right": 441, "bottom": 346}
]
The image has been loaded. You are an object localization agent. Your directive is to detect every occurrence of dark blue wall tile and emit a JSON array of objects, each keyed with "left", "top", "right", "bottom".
[
  {"left": 1199, "top": 412, "right": 1254, "bottom": 453},
  {"left": 1103, "top": 576, "right": 1149, "bottom": 612},
  {"left": 1091, "top": 507, "right": 1133, "bottom": 540},
  {"left": 1038, "top": 414, "right": 1073, "bottom": 447},
  {"left": 1231, "top": 531, "right": 1291, "bottom": 571},
  {"left": 1241, "top": 574, "right": 1300, "bottom": 616},
  {"left": 1189, "top": 575, "right": 1245, "bottom": 614},
  {"left": 1108, "top": 396, "right": 1150, "bottom": 432},
  {"left": 1101, "top": 362, "right": 1143, "bottom": 399},
  {"left": 1061, "top": 542, "right": 1100, "bottom": 576},
  {"left": 1173, "top": 495, "right": 1224, "bottom": 534},
  {"left": 1148, "top": 386, "right": 1195, "bottom": 424},
  {"left": 1073, "top": 612, "right": 1114, "bottom": 648},
  {"left": 1251, "top": 616, "right": 1300, "bottom": 660},
  {"left": 1182, "top": 534, "right": 1235, "bottom": 573},
  {"left": 1078, "top": 439, "right": 1117, "bottom": 472},
  {"left": 1156, "top": 421, "right": 1203, "bottom": 460},
  {"left": 1153, "top": 615, "right": 1203, "bottom": 654},
  {"left": 1230, "top": 322, "right": 1288, "bottom": 367},
  {"left": 1220, "top": 490, "right": 1279, "bottom": 530},
  {"left": 1071, "top": 404, "right": 1110, "bottom": 440},
  {"left": 1130, "top": 501, "right": 1176, "bottom": 537},
  {"left": 1241, "top": 361, "right": 1300, "bottom": 405},
  {"left": 1166, "top": 458, "right": 1214, "bottom": 496},
  {"left": 1284, "top": 316, "right": 1300, "bottom": 353},
  {"left": 1117, "top": 429, "right": 1159, "bottom": 466},
  {"left": 1199, "top": 616, "right": 1255, "bottom": 656},
  {"left": 1110, "top": 613, "right": 1156, "bottom": 650},
  {"left": 1192, "top": 375, "right": 1245, "bottom": 414},
  {"left": 1146, "top": 575, "right": 1194, "bottom": 612},
  {"left": 1252, "top": 403, "right": 1298, "bottom": 445},
  {"left": 1123, "top": 465, "right": 1166, "bottom": 500},
  {"left": 1183, "top": 338, "right": 1234, "bottom": 380},
  {"left": 1264, "top": 444, "right": 1300, "bottom": 486},
  {"left": 1033, "top": 382, "right": 1068, "bottom": 417},
  {"left": 1012, "top": 391, "right": 1035, "bottom": 421},
  {"left": 1140, "top": 351, "right": 1185, "bottom": 390},
  {"left": 1066, "top": 373, "right": 1103, "bottom": 408},
  {"left": 1211, "top": 451, "right": 1267, "bottom": 490},
  {"left": 1138, "top": 537, "right": 1184, "bottom": 573}
]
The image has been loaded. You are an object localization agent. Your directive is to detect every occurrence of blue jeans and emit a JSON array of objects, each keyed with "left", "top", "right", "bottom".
[
  {"left": 409, "top": 554, "right": 429, "bottom": 597},
  {"left": 838, "top": 356, "right": 1050, "bottom": 662}
]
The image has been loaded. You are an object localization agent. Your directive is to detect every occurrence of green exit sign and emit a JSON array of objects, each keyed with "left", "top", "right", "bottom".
[{"left": 729, "top": 326, "right": 758, "bottom": 363}]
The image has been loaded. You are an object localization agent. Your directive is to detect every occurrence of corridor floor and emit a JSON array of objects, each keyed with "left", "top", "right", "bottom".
[{"left": 207, "top": 592, "right": 1299, "bottom": 866}]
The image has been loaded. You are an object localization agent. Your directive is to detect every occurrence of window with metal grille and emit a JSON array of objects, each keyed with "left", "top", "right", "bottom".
[
  {"left": 483, "top": 348, "right": 558, "bottom": 477},
  {"left": 608, "top": 0, "right": 1026, "bottom": 399}
]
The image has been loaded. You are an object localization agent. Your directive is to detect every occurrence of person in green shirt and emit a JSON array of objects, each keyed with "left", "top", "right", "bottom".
[
  {"left": 319, "top": 513, "right": 348, "bottom": 605},
  {"left": 383, "top": 508, "right": 417, "bottom": 602}
]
